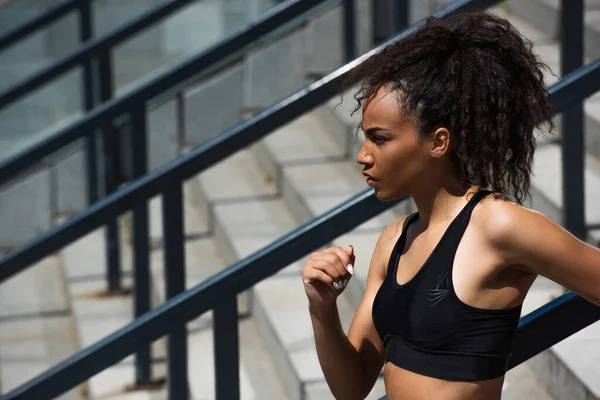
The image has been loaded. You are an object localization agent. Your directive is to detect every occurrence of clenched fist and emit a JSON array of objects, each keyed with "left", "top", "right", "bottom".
[{"left": 302, "top": 245, "right": 355, "bottom": 309}]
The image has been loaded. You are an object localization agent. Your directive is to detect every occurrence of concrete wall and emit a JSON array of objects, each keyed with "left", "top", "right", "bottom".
[
  {"left": 0, "top": 168, "right": 52, "bottom": 248},
  {"left": 183, "top": 63, "right": 244, "bottom": 146},
  {"left": 221, "top": 0, "right": 277, "bottom": 33},
  {"left": 411, "top": 0, "right": 456, "bottom": 22}
]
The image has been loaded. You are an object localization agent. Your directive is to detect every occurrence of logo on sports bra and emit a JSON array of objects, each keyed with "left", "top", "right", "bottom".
[{"left": 424, "top": 270, "right": 450, "bottom": 307}]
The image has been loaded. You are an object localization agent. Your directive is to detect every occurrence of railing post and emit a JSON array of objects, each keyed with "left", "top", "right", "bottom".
[
  {"left": 176, "top": 92, "right": 186, "bottom": 149},
  {"left": 97, "top": 49, "right": 123, "bottom": 293},
  {"left": 560, "top": 0, "right": 586, "bottom": 240},
  {"left": 103, "top": 122, "right": 123, "bottom": 293},
  {"left": 214, "top": 296, "right": 240, "bottom": 400},
  {"left": 343, "top": 0, "right": 356, "bottom": 62},
  {"left": 79, "top": 0, "right": 99, "bottom": 205},
  {"left": 98, "top": 49, "right": 113, "bottom": 104},
  {"left": 372, "top": 0, "right": 409, "bottom": 45},
  {"left": 162, "top": 182, "right": 189, "bottom": 400},
  {"left": 396, "top": 0, "right": 409, "bottom": 32},
  {"left": 130, "top": 104, "right": 152, "bottom": 384}
]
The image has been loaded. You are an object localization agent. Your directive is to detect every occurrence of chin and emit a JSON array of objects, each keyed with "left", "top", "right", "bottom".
[{"left": 373, "top": 188, "right": 405, "bottom": 202}]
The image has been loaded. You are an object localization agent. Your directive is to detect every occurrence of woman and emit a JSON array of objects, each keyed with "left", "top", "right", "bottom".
[{"left": 301, "top": 11, "right": 600, "bottom": 400}]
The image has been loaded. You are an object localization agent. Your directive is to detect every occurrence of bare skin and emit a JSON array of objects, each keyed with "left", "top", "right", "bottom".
[{"left": 302, "top": 85, "right": 600, "bottom": 399}]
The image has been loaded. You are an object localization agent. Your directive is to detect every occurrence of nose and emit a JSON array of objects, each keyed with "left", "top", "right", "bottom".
[{"left": 356, "top": 141, "right": 374, "bottom": 167}]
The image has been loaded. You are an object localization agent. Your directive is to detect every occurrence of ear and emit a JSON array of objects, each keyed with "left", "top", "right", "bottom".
[{"left": 429, "top": 127, "right": 450, "bottom": 158}]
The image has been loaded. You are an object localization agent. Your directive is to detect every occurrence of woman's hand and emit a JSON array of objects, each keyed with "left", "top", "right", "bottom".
[{"left": 302, "top": 245, "right": 355, "bottom": 311}]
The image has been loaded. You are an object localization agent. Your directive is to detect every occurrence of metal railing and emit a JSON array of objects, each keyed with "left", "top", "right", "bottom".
[
  {"left": 0, "top": 0, "right": 350, "bottom": 296},
  {"left": 0, "top": 0, "right": 355, "bottom": 391},
  {"left": 0, "top": 0, "right": 98, "bottom": 209},
  {"left": 0, "top": 0, "right": 203, "bottom": 307},
  {"left": 0, "top": 0, "right": 600, "bottom": 399},
  {"left": 0, "top": 0, "right": 350, "bottom": 190},
  {"left": 1, "top": 0, "right": 598, "bottom": 399},
  {"left": 0, "top": 0, "right": 205, "bottom": 209}
]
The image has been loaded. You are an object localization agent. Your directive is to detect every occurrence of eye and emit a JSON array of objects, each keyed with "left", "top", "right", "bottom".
[
  {"left": 362, "top": 126, "right": 391, "bottom": 145},
  {"left": 370, "top": 134, "right": 386, "bottom": 144}
]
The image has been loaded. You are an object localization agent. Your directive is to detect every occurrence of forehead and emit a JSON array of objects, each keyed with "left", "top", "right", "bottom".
[{"left": 361, "top": 86, "right": 408, "bottom": 127}]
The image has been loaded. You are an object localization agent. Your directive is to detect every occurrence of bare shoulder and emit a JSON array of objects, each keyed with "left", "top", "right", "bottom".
[
  {"left": 368, "top": 215, "right": 410, "bottom": 279},
  {"left": 471, "top": 193, "right": 529, "bottom": 238},
  {"left": 379, "top": 215, "right": 409, "bottom": 245},
  {"left": 472, "top": 192, "right": 600, "bottom": 305},
  {"left": 471, "top": 192, "right": 556, "bottom": 261}
]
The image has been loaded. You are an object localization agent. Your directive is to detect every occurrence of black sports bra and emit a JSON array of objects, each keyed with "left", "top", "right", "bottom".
[{"left": 372, "top": 190, "right": 522, "bottom": 381}]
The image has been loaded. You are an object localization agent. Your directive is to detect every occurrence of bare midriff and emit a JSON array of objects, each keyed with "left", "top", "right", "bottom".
[{"left": 383, "top": 362, "right": 504, "bottom": 400}]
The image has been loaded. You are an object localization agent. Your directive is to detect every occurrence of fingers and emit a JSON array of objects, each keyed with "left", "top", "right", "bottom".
[
  {"left": 322, "top": 245, "right": 355, "bottom": 277},
  {"left": 346, "top": 245, "right": 355, "bottom": 263},
  {"left": 307, "top": 258, "right": 346, "bottom": 289},
  {"left": 306, "top": 245, "right": 355, "bottom": 290},
  {"left": 303, "top": 267, "right": 335, "bottom": 288}
]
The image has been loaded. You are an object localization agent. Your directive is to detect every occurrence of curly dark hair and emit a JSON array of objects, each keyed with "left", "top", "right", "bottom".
[{"left": 349, "top": 11, "right": 555, "bottom": 204}]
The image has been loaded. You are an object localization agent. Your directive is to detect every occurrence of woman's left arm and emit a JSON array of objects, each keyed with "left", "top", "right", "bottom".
[{"left": 490, "top": 204, "right": 600, "bottom": 306}]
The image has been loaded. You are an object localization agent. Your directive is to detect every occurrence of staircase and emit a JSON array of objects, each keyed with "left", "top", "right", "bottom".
[{"left": 1, "top": 0, "right": 600, "bottom": 399}]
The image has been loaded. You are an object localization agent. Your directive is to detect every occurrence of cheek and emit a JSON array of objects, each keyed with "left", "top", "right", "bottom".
[
  {"left": 381, "top": 140, "right": 428, "bottom": 179},
  {"left": 373, "top": 142, "right": 429, "bottom": 200}
]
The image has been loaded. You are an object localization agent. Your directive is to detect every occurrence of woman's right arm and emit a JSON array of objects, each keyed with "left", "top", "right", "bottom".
[{"left": 303, "top": 219, "right": 404, "bottom": 399}]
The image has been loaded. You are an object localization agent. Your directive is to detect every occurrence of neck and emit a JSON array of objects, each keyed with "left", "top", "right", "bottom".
[{"left": 410, "top": 177, "right": 479, "bottom": 231}]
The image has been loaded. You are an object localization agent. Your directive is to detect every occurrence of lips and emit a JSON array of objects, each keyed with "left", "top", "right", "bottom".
[
  {"left": 362, "top": 172, "right": 378, "bottom": 186},
  {"left": 362, "top": 172, "right": 376, "bottom": 180}
]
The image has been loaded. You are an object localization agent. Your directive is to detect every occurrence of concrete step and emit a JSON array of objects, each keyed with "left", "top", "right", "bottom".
[
  {"left": 502, "top": 361, "right": 556, "bottom": 400},
  {"left": 0, "top": 254, "right": 84, "bottom": 400},
  {"left": 146, "top": 180, "right": 290, "bottom": 400},
  {"left": 60, "top": 223, "right": 168, "bottom": 399},
  {"left": 37, "top": 173, "right": 288, "bottom": 400},
  {"left": 213, "top": 197, "right": 384, "bottom": 400}
]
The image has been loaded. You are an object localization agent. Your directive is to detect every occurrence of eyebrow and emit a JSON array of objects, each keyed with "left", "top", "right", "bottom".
[{"left": 362, "top": 126, "right": 391, "bottom": 135}]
